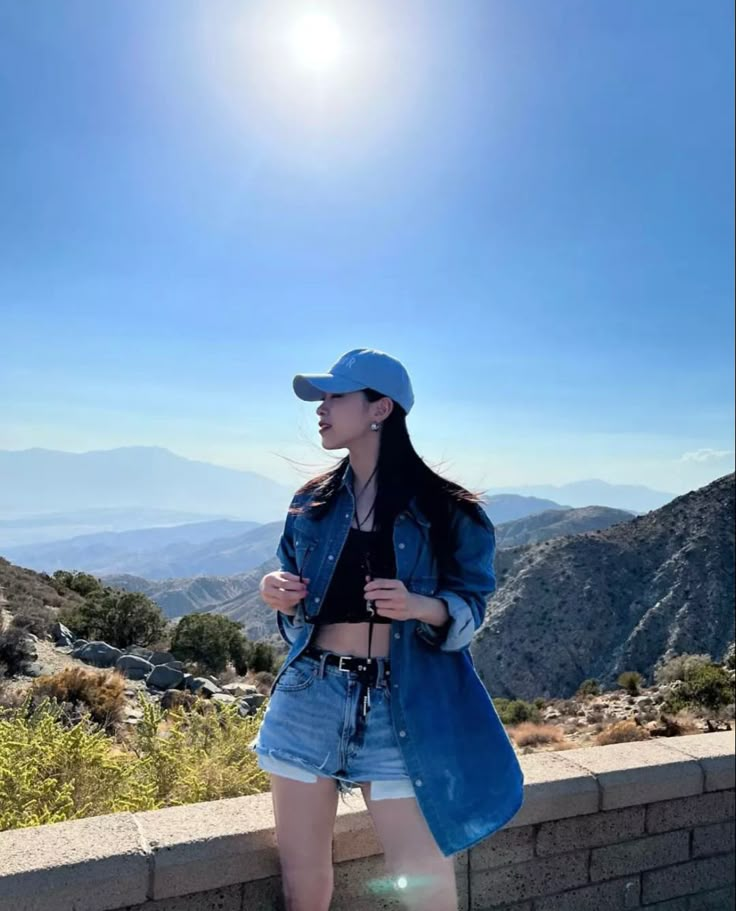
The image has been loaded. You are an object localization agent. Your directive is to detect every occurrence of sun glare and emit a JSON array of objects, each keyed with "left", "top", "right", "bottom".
[{"left": 288, "top": 12, "right": 343, "bottom": 71}]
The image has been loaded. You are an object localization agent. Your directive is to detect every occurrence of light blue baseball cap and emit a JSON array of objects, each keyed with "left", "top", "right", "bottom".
[{"left": 293, "top": 348, "right": 415, "bottom": 414}]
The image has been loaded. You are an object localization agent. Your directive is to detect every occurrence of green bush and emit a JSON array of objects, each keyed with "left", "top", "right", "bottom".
[
  {"left": 171, "top": 613, "right": 250, "bottom": 675},
  {"left": 0, "top": 696, "right": 158, "bottom": 831},
  {"left": 576, "top": 678, "right": 600, "bottom": 697},
  {"left": 52, "top": 571, "right": 104, "bottom": 598},
  {"left": 248, "top": 641, "right": 277, "bottom": 674},
  {"left": 58, "top": 589, "right": 167, "bottom": 649},
  {"left": 494, "top": 698, "right": 541, "bottom": 726},
  {"left": 0, "top": 692, "right": 270, "bottom": 832},
  {"left": 617, "top": 671, "right": 644, "bottom": 696},
  {"left": 662, "top": 663, "right": 735, "bottom": 714},
  {"left": 654, "top": 653, "right": 712, "bottom": 685}
]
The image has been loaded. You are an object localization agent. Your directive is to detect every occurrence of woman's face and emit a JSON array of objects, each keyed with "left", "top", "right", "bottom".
[{"left": 315, "top": 391, "right": 388, "bottom": 450}]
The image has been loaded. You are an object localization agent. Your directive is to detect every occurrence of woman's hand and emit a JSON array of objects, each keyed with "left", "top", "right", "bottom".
[
  {"left": 365, "top": 577, "right": 451, "bottom": 627},
  {"left": 364, "top": 577, "right": 419, "bottom": 621},
  {"left": 259, "top": 571, "right": 309, "bottom": 616}
]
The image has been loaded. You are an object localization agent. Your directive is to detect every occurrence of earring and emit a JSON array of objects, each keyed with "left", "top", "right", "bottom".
[{"left": 370, "top": 422, "right": 380, "bottom": 431}]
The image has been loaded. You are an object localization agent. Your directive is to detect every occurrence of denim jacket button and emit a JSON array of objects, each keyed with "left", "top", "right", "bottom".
[
  {"left": 414, "top": 779, "right": 423, "bottom": 787},
  {"left": 394, "top": 633, "right": 401, "bottom": 639},
  {"left": 398, "top": 542, "right": 406, "bottom": 549},
  {"left": 399, "top": 730, "right": 406, "bottom": 737},
  {"left": 328, "top": 555, "right": 334, "bottom": 560}
]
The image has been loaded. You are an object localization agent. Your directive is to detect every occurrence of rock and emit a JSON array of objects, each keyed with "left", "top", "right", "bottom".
[
  {"left": 73, "top": 641, "right": 123, "bottom": 668},
  {"left": 24, "top": 662, "right": 52, "bottom": 678},
  {"left": 149, "top": 651, "right": 177, "bottom": 667},
  {"left": 126, "top": 646, "right": 154, "bottom": 661},
  {"left": 51, "top": 621, "right": 75, "bottom": 643},
  {"left": 242, "top": 693, "right": 266, "bottom": 709},
  {"left": 72, "top": 639, "right": 89, "bottom": 649},
  {"left": 212, "top": 693, "right": 237, "bottom": 706},
  {"left": 116, "top": 655, "right": 155, "bottom": 680},
  {"left": 221, "top": 683, "right": 257, "bottom": 697},
  {"left": 184, "top": 677, "right": 221, "bottom": 697},
  {"left": 147, "top": 665, "right": 185, "bottom": 690}
]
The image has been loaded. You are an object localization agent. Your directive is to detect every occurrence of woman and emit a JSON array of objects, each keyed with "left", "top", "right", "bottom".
[{"left": 254, "top": 348, "right": 524, "bottom": 911}]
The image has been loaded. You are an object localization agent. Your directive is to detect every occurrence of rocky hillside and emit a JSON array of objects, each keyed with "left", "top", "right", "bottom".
[
  {"left": 494, "top": 505, "right": 635, "bottom": 548},
  {"left": 106, "top": 559, "right": 282, "bottom": 644},
  {"left": 472, "top": 472, "right": 735, "bottom": 700}
]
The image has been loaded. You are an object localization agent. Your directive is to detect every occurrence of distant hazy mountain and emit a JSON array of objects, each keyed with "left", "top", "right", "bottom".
[
  {"left": 483, "top": 494, "right": 572, "bottom": 524},
  {"left": 2, "top": 519, "right": 282, "bottom": 579},
  {"left": 0, "top": 507, "right": 234, "bottom": 549},
  {"left": 0, "top": 446, "right": 293, "bottom": 523},
  {"left": 487, "top": 479, "right": 675, "bottom": 513},
  {"left": 472, "top": 472, "right": 735, "bottom": 700},
  {"left": 494, "top": 505, "right": 636, "bottom": 548}
]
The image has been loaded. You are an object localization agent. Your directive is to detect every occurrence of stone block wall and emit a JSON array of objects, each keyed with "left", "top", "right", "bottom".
[{"left": 0, "top": 732, "right": 733, "bottom": 910}]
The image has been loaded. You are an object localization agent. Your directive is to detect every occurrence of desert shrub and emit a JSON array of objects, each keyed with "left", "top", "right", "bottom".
[
  {"left": 617, "top": 671, "right": 644, "bottom": 696},
  {"left": 494, "top": 698, "right": 541, "bottom": 726},
  {"left": 0, "top": 690, "right": 271, "bottom": 832},
  {"left": 252, "top": 670, "right": 275, "bottom": 694},
  {"left": 247, "top": 641, "right": 277, "bottom": 674},
  {"left": 654, "top": 653, "right": 713, "bottom": 685},
  {"left": 52, "top": 571, "right": 104, "bottom": 598},
  {"left": 0, "top": 627, "right": 35, "bottom": 677},
  {"left": 0, "top": 695, "right": 158, "bottom": 831},
  {"left": 662, "top": 663, "right": 735, "bottom": 714},
  {"left": 126, "top": 695, "right": 269, "bottom": 805},
  {"left": 10, "top": 603, "right": 55, "bottom": 639},
  {"left": 595, "top": 719, "right": 651, "bottom": 745},
  {"left": 58, "top": 589, "right": 167, "bottom": 649},
  {"left": 576, "top": 678, "right": 600, "bottom": 698},
  {"left": 30, "top": 667, "right": 128, "bottom": 731},
  {"left": 171, "top": 614, "right": 250, "bottom": 675},
  {"left": 510, "top": 722, "right": 565, "bottom": 748}
]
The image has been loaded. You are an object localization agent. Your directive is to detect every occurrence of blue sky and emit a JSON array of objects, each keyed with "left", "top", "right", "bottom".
[{"left": 1, "top": 0, "right": 733, "bottom": 496}]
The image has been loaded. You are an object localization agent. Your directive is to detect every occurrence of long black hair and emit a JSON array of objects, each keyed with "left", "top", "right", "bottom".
[{"left": 288, "top": 389, "right": 490, "bottom": 571}]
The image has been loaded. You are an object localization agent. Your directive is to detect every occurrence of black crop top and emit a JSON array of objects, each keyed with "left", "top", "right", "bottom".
[{"left": 313, "top": 526, "right": 397, "bottom": 625}]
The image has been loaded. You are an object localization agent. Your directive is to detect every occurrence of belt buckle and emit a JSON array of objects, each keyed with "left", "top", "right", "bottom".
[{"left": 337, "top": 655, "right": 352, "bottom": 673}]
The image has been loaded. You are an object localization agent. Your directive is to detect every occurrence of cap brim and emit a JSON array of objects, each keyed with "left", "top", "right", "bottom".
[{"left": 293, "top": 373, "right": 367, "bottom": 401}]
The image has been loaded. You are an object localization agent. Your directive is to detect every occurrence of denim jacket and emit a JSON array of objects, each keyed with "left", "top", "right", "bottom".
[{"left": 269, "top": 462, "right": 525, "bottom": 857}]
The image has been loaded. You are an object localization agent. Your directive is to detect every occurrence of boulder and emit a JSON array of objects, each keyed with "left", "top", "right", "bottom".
[
  {"left": 211, "top": 693, "right": 237, "bottom": 706},
  {"left": 51, "top": 621, "right": 75, "bottom": 644},
  {"left": 184, "top": 676, "right": 221, "bottom": 697},
  {"left": 147, "top": 665, "right": 185, "bottom": 690},
  {"left": 126, "top": 645, "right": 154, "bottom": 662},
  {"left": 149, "top": 651, "right": 177, "bottom": 666},
  {"left": 116, "top": 655, "right": 155, "bottom": 680},
  {"left": 222, "top": 683, "right": 255, "bottom": 697},
  {"left": 73, "top": 641, "right": 123, "bottom": 668}
]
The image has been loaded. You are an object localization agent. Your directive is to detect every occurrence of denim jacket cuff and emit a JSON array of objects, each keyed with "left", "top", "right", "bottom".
[{"left": 416, "top": 590, "right": 475, "bottom": 652}]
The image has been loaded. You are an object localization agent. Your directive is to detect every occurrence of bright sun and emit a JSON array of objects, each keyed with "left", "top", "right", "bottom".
[{"left": 288, "top": 13, "right": 343, "bottom": 71}]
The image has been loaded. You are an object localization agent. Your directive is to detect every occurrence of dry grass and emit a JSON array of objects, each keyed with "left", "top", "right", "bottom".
[
  {"left": 510, "top": 722, "right": 566, "bottom": 749},
  {"left": 595, "top": 719, "right": 652, "bottom": 745},
  {"left": 31, "top": 666, "right": 128, "bottom": 731}
]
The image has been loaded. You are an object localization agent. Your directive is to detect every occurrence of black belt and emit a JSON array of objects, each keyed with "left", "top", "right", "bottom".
[{"left": 303, "top": 645, "right": 391, "bottom": 683}]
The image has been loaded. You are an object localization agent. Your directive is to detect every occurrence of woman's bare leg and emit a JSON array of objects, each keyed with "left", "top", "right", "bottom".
[
  {"left": 270, "top": 773, "right": 339, "bottom": 911},
  {"left": 359, "top": 783, "right": 458, "bottom": 911}
]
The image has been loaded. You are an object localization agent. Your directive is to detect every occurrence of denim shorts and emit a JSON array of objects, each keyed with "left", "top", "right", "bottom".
[{"left": 250, "top": 650, "right": 416, "bottom": 801}]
